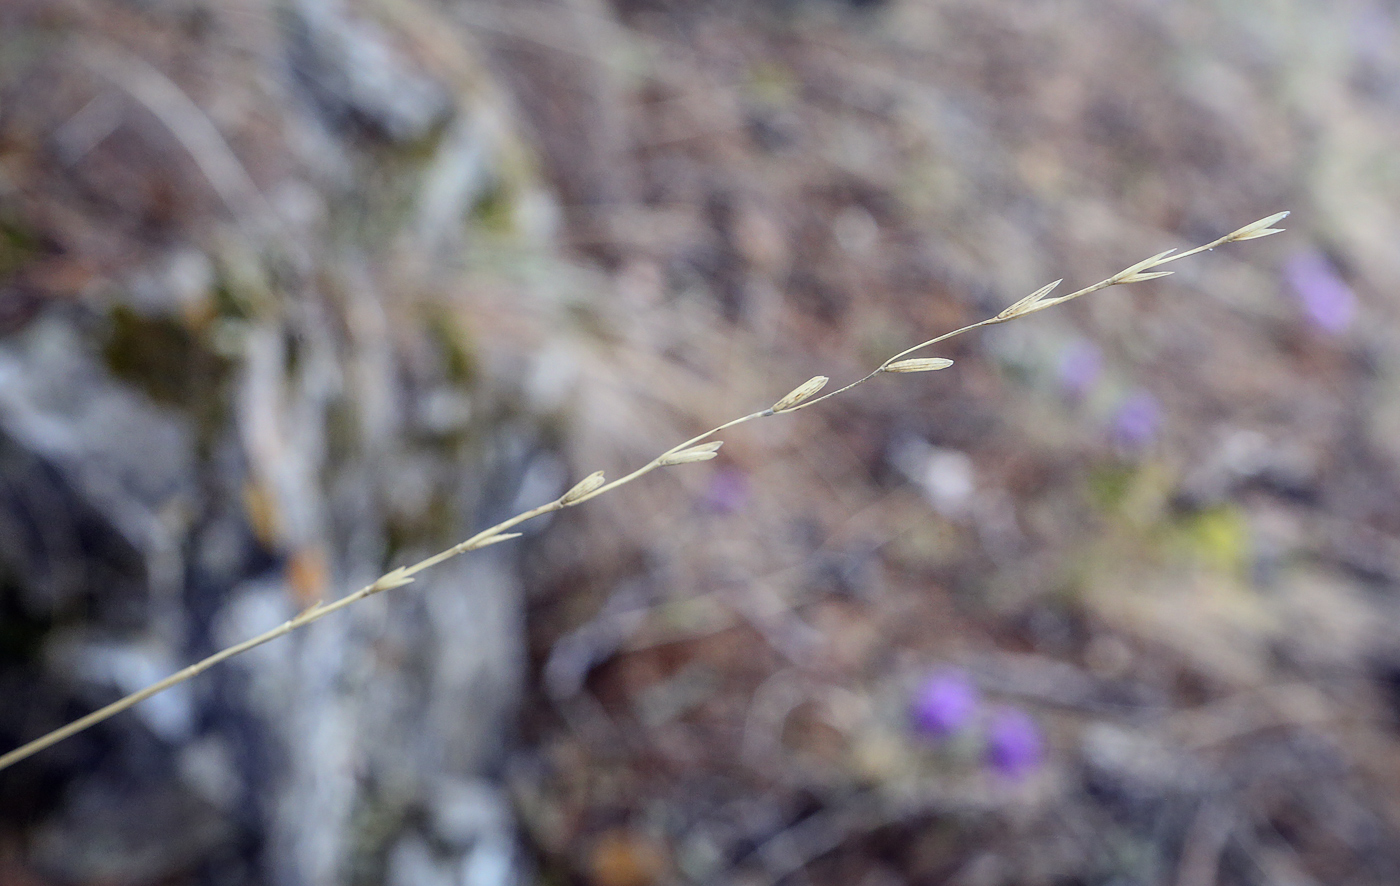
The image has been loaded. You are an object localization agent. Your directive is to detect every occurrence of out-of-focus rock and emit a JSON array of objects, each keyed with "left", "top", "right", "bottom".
[
  {"left": 0, "top": 313, "right": 194, "bottom": 623},
  {"left": 30, "top": 772, "right": 233, "bottom": 885},
  {"left": 0, "top": 0, "right": 553, "bottom": 883},
  {"left": 288, "top": 0, "right": 452, "bottom": 143}
]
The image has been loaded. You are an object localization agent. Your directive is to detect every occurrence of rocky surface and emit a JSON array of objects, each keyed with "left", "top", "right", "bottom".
[{"left": 0, "top": 0, "right": 555, "bottom": 882}]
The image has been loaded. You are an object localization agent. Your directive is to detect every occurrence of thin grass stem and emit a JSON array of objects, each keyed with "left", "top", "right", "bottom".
[{"left": 0, "top": 213, "right": 1287, "bottom": 773}]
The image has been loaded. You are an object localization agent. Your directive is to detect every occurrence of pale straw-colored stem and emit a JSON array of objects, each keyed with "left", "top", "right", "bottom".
[{"left": 0, "top": 213, "right": 1286, "bottom": 772}]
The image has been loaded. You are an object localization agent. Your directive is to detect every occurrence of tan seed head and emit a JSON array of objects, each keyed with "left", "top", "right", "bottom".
[
  {"left": 1112, "top": 249, "right": 1177, "bottom": 284},
  {"left": 772, "top": 376, "right": 829, "bottom": 412},
  {"left": 660, "top": 441, "right": 724, "bottom": 465},
  {"left": 370, "top": 567, "right": 415, "bottom": 593},
  {"left": 561, "top": 470, "right": 607, "bottom": 505},
  {"left": 1228, "top": 211, "right": 1289, "bottom": 241},
  {"left": 998, "top": 279, "right": 1062, "bottom": 321},
  {"left": 472, "top": 532, "right": 522, "bottom": 549},
  {"left": 1117, "top": 270, "right": 1174, "bottom": 284},
  {"left": 885, "top": 357, "right": 954, "bottom": 373}
]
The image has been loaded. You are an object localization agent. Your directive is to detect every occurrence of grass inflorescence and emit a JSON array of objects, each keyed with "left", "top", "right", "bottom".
[{"left": 0, "top": 212, "right": 1288, "bottom": 773}]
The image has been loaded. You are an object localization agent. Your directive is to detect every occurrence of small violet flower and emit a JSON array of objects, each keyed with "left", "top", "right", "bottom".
[
  {"left": 1112, "top": 390, "right": 1161, "bottom": 452},
  {"left": 985, "top": 707, "right": 1044, "bottom": 779},
  {"left": 1284, "top": 249, "right": 1356, "bottom": 335},
  {"left": 911, "top": 670, "right": 978, "bottom": 739}
]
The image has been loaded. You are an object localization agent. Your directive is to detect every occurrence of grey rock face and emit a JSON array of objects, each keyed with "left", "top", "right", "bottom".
[{"left": 0, "top": 1, "right": 553, "bottom": 883}]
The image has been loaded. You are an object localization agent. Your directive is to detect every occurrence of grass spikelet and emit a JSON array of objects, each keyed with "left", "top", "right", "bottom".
[
  {"left": 885, "top": 357, "right": 954, "bottom": 373},
  {"left": 1228, "top": 211, "right": 1290, "bottom": 241},
  {"left": 561, "top": 470, "right": 607, "bottom": 505},
  {"left": 1117, "top": 269, "right": 1174, "bottom": 284},
  {"left": 997, "top": 279, "right": 1062, "bottom": 321},
  {"left": 370, "top": 567, "right": 415, "bottom": 593},
  {"left": 659, "top": 441, "right": 724, "bottom": 465},
  {"left": 772, "top": 376, "right": 829, "bottom": 412},
  {"left": 470, "top": 532, "right": 522, "bottom": 549},
  {"left": 1112, "top": 249, "right": 1178, "bottom": 284}
]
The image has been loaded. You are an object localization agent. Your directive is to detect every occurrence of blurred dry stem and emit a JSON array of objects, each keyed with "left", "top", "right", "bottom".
[{"left": 0, "top": 214, "right": 1287, "bottom": 773}]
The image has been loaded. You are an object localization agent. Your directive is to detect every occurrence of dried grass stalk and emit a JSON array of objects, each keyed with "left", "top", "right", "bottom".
[{"left": 0, "top": 213, "right": 1287, "bottom": 772}]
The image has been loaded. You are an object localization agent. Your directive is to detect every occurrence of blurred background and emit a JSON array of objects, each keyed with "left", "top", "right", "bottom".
[{"left": 2, "top": 0, "right": 1399, "bottom": 883}]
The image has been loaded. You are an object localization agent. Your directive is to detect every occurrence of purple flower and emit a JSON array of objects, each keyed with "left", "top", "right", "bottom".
[
  {"left": 911, "top": 670, "right": 978, "bottom": 738},
  {"left": 1285, "top": 249, "right": 1357, "bottom": 335},
  {"left": 1112, "top": 390, "right": 1161, "bottom": 452},
  {"left": 985, "top": 708, "right": 1043, "bottom": 779},
  {"left": 1056, "top": 340, "right": 1102, "bottom": 400}
]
